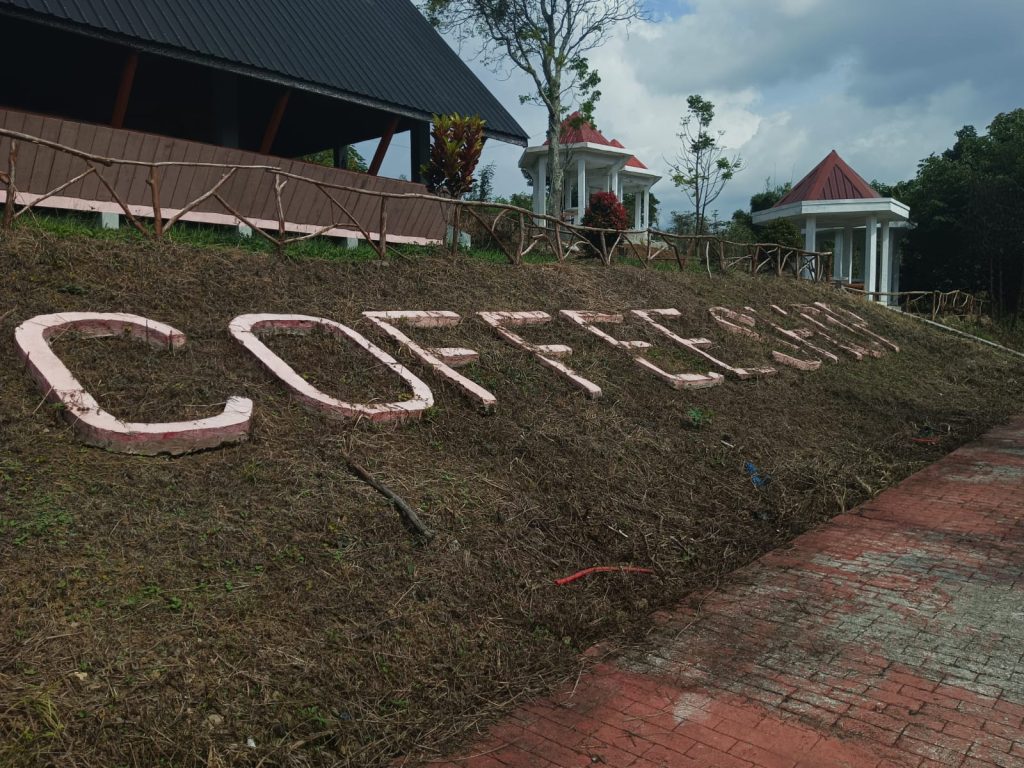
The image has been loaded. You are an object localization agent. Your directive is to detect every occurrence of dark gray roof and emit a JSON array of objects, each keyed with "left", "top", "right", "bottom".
[{"left": 0, "top": 0, "right": 528, "bottom": 145}]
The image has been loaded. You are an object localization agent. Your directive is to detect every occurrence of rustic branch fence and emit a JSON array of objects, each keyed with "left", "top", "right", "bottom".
[
  {"left": 840, "top": 286, "right": 986, "bottom": 320},
  {"left": 0, "top": 125, "right": 833, "bottom": 279}
]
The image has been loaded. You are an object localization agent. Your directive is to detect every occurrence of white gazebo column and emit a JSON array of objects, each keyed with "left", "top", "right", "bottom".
[
  {"left": 864, "top": 216, "right": 878, "bottom": 300},
  {"left": 532, "top": 155, "right": 547, "bottom": 224},
  {"left": 844, "top": 226, "right": 855, "bottom": 282},
  {"left": 802, "top": 215, "right": 817, "bottom": 279},
  {"left": 832, "top": 229, "right": 844, "bottom": 281},
  {"left": 890, "top": 230, "right": 902, "bottom": 296},
  {"left": 633, "top": 190, "right": 642, "bottom": 229},
  {"left": 879, "top": 221, "right": 892, "bottom": 305},
  {"left": 577, "top": 157, "right": 587, "bottom": 219},
  {"left": 610, "top": 168, "right": 620, "bottom": 199},
  {"left": 642, "top": 188, "right": 650, "bottom": 230}
]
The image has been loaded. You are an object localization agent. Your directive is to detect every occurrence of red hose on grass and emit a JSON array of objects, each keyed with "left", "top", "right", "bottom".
[{"left": 554, "top": 566, "right": 655, "bottom": 586}]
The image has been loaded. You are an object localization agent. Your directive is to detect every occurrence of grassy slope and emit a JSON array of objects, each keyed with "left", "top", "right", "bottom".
[{"left": 1, "top": 228, "right": 1022, "bottom": 767}]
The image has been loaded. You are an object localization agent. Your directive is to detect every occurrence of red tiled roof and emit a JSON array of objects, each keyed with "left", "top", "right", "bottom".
[
  {"left": 543, "top": 114, "right": 650, "bottom": 170},
  {"left": 545, "top": 112, "right": 615, "bottom": 146},
  {"left": 775, "top": 150, "right": 880, "bottom": 206}
]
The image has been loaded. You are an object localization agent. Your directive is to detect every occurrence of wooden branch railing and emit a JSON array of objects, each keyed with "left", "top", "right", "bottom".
[
  {"left": 0, "top": 125, "right": 833, "bottom": 280},
  {"left": 841, "top": 286, "right": 986, "bottom": 319}
]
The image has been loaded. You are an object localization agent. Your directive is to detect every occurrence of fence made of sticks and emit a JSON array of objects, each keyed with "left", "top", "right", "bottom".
[
  {"left": 0, "top": 124, "right": 833, "bottom": 279},
  {"left": 840, "top": 286, "right": 987, "bottom": 320}
]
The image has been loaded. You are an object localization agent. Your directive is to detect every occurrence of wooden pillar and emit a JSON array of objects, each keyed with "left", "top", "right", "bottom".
[
  {"left": 212, "top": 71, "right": 239, "bottom": 148},
  {"left": 368, "top": 116, "right": 400, "bottom": 177},
  {"left": 111, "top": 51, "right": 139, "bottom": 129},
  {"left": 333, "top": 145, "right": 350, "bottom": 170},
  {"left": 409, "top": 120, "right": 431, "bottom": 183},
  {"left": 259, "top": 90, "right": 290, "bottom": 155}
]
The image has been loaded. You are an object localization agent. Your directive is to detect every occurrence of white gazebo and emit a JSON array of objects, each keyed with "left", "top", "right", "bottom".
[
  {"left": 752, "top": 150, "right": 910, "bottom": 303},
  {"left": 519, "top": 114, "right": 661, "bottom": 229}
]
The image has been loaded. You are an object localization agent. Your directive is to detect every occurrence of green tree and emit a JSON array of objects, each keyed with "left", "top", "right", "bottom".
[
  {"left": 669, "top": 95, "right": 743, "bottom": 235},
  {"left": 900, "top": 109, "right": 1024, "bottom": 317},
  {"left": 423, "top": 0, "right": 644, "bottom": 219},
  {"left": 299, "top": 146, "right": 368, "bottom": 172},
  {"left": 468, "top": 162, "right": 496, "bottom": 201},
  {"left": 750, "top": 180, "right": 791, "bottom": 213},
  {"left": 496, "top": 191, "right": 534, "bottom": 210}
]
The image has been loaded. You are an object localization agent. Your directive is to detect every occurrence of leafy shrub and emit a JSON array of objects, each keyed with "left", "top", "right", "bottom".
[
  {"left": 581, "top": 191, "right": 628, "bottom": 256},
  {"left": 422, "top": 114, "right": 486, "bottom": 199},
  {"left": 581, "top": 191, "right": 628, "bottom": 231},
  {"left": 421, "top": 113, "right": 486, "bottom": 253}
]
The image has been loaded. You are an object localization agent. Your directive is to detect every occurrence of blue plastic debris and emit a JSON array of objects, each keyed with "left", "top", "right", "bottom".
[{"left": 744, "top": 461, "right": 771, "bottom": 489}]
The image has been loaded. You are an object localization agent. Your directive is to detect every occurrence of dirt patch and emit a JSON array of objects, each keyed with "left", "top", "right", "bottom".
[{"left": 0, "top": 228, "right": 1021, "bottom": 767}]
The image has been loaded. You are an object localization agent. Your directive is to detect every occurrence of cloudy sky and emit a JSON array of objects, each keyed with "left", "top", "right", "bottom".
[{"left": 366, "top": 0, "right": 1024, "bottom": 227}]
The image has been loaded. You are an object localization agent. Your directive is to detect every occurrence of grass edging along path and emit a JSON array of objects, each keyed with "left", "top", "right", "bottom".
[{"left": 1, "top": 227, "right": 1022, "bottom": 767}]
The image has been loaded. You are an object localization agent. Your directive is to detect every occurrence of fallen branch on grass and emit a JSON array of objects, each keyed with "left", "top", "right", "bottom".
[
  {"left": 344, "top": 455, "right": 436, "bottom": 541},
  {"left": 554, "top": 566, "right": 655, "bottom": 586}
]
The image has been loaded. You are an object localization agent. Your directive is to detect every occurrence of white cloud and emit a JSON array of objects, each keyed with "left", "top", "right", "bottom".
[{"left": 384, "top": 1, "right": 1024, "bottom": 228}]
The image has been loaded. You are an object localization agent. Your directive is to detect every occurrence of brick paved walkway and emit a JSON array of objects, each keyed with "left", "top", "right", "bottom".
[{"left": 434, "top": 419, "right": 1024, "bottom": 768}]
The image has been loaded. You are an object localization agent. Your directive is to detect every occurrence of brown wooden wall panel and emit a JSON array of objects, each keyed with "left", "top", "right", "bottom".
[
  {"left": 0, "top": 108, "right": 445, "bottom": 240},
  {"left": 80, "top": 123, "right": 112, "bottom": 200}
]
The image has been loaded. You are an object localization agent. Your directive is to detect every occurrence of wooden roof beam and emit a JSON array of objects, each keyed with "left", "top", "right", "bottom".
[{"left": 368, "top": 116, "right": 400, "bottom": 176}]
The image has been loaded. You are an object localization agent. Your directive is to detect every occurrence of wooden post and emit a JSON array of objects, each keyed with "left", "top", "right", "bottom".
[
  {"left": 274, "top": 173, "right": 286, "bottom": 255},
  {"left": 378, "top": 197, "right": 388, "bottom": 259},
  {"left": 259, "top": 90, "right": 290, "bottom": 155},
  {"left": 148, "top": 166, "right": 162, "bottom": 236},
  {"left": 111, "top": 51, "right": 139, "bottom": 129},
  {"left": 368, "top": 116, "right": 401, "bottom": 176},
  {"left": 2, "top": 139, "right": 15, "bottom": 230}
]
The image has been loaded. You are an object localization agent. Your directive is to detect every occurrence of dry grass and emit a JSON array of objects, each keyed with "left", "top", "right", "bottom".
[{"left": 0, "top": 228, "right": 1021, "bottom": 767}]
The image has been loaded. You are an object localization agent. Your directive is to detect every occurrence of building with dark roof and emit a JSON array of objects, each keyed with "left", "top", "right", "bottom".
[{"left": 0, "top": 0, "right": 527, "bottom": 177}]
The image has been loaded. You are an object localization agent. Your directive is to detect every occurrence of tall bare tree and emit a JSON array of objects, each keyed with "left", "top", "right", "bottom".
[
  {"left": 423, "top": 0, "right": 644, "bottom": 217},
  {"left": 669, "top": 95, "right": 743, "bottom": 235}
]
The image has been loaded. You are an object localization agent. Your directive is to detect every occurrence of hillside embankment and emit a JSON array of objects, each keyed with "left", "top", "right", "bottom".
[{"left": 1, "top": 229, "right": 1021, "bottom": 767}]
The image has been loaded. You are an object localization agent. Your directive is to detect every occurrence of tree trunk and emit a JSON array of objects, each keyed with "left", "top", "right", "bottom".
[{"left": 547, "top": 108, "right": 563, "bottom": 225}]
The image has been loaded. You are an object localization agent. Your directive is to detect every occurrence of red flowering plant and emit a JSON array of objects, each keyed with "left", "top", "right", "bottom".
[{"left": 580, "top": 191, "right": 628, "bottom": 258}]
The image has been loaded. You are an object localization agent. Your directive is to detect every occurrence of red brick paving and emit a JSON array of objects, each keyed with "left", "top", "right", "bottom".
[{"left": 431, "top": 419, "right": 1024, "bottom": 767}]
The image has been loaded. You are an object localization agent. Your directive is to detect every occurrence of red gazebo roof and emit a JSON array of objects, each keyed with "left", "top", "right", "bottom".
[
  {"left": 545, "top": 113, "right": 649, "bottom": 169},
  {"left": 776, "top": 150, "right": 880, "bottom": 206}
]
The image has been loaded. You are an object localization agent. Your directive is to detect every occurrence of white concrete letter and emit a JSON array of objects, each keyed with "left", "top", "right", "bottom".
[
  {"left": 363, "top": 310, "right": 496, "bottom": 411},
  {"left": 632, "top": 309, "right": 777, "bottom": 379},
  {"left": 478, "top": 311, "right": 602, "bottom": 398},
  {"left": 561, "top": 310, "right": 723, "bottom": 390},
  {"left": 229, "top": 314, "right": 433, "bottom": 422},
  {"left": 15, "top": 312, "right": 252, "bottom": 455}
]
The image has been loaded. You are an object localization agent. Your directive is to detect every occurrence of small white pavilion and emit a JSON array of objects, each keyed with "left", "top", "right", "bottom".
[
  {"left": 752, "top": 150, "right": 910, "bottom": 303},
  {"left": 519, "top": 114, "right": 661, "bottom": 229}
]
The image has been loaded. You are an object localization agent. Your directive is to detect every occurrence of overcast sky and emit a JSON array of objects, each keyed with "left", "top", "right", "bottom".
[{"left": 364, "top": 0, "right": 1024, "bottom": 227}]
